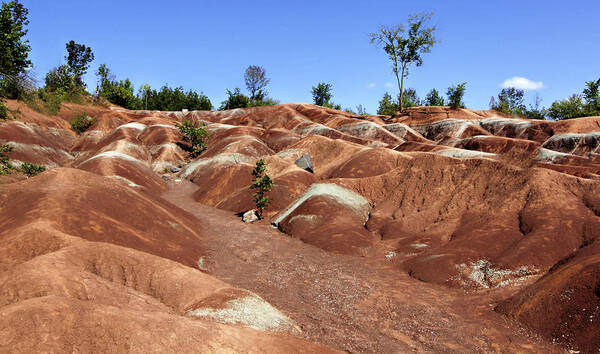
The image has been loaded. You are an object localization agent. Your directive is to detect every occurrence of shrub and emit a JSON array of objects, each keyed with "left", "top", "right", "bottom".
[
  {"left": 249, "top": 159, "right": 273, "bottom": 219},
  {"left": 70, "top": 113, "right": 96, "bottom": 134},
  {"left": 44, "top": 65, "right": 74, "bottom": 92},
  {"left": 19, "top": 161, "right": 45, "bottom": 177},
  {"left": 0, "top": 100, "right": 7, "bottom": 119},
  {"left": 447, "top": 82, "right": 467, "bottom": 109},
  {"left": 377, "top": 92, "right": 400, "bottom": 116},
  {"left": 0, "top": 144, "right": 14, "bottom": 175},
  {"left": 425, "top": 88, "right": 445, "bottom": 106},
  {"left": 311, "top": 82, "right": 333, "bottom": 106},
  {"left": 248, "top": 97, "right": 279, "bottom": 107},
  {"left": 175, "top": 119, "right": 209, "bottom": 156},
  {"left": 548, "top": 95, "right": 585, "bottom": 120},
  {"left": 219, "top": 88, "right": 249, "bottom": 110}
]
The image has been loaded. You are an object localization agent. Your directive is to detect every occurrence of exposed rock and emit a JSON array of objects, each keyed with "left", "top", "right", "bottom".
[
  {"left": 242, "top": 209, "right": 259, "bottom": 223},
  {"left": 170, "top": 166, "right": 181, "bottom": 173},
  {"left": 294, "top": 153, "right": 314, "bottom": 173}
]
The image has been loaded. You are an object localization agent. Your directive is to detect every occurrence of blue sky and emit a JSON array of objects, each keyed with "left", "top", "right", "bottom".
[{"left": 21, "top": 0, "right": 600, "bottom": 112}]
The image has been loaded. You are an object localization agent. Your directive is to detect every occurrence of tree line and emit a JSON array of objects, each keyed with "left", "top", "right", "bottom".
[{"left": 0, "top": 0, "right": 597, "bottom": 120}]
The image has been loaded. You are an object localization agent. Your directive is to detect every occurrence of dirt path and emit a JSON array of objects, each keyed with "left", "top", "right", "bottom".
[{"left": 162, "top": 181, "right": 561, "bottom": 353}]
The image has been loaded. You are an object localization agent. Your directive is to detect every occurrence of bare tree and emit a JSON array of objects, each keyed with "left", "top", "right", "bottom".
[
  {"left": 244, "top": 65, "right": 270, "bottom": 101},
  {"left": 370, "top": 13, "right": 437, "bottom": 110}
]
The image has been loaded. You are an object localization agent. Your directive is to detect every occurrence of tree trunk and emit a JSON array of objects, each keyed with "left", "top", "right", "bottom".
[{"left": 398, "top": 64, "right": 406, "bottom": 111}]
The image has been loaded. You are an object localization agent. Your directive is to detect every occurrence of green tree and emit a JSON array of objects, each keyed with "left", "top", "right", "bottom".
[
  {"left": 0, "top": 143, "right": 13, "bottom": 174},
  {"left": 65, "top": 40, "right": 94, "bottom": 88},
  {"left": 424, "top": 88, "right": 445, "bottom": 106},
  {"left": 250, "top": 159, "right": 273, "bottom": 219},
  {"left": 44, "top": 65, "right": 74, "bottom": 92},
  {"left": 0, "top": 0, "right": 31, "bottom": 98},
  {"left": 548, "top": 95, "right": 585, "bottom": 120},
  {"left": 219, "top": 88, "right": 249, "bottom": 110},
  {"left": 377, "top": 92, "right": 399, "bottom": 116},
  {"left": 582, "top": 78, "right": 600, "bottom": 115},
  {"left": 492, "top": 87, "right": 526, "bottom": 116},
  {"left": 311, "top": 82, "right": 333, "bottom": 106},
  {"left": 244, "top": 65, "right": 270, "bottom": 101},
  {"left": 0, "top": 99, "right": 7, "bottom": 119},
  {"left": 369, "top": 13, "right": 437, "bottom": 110},
  {"left": 402, "top": 88, "right": 420, "bottom": 107},
  {"left": 175, "top": 119, "right": 209, "bottom": 156},
  {"left": 447, "top": 82, "right": 467, "bottom": 109}
]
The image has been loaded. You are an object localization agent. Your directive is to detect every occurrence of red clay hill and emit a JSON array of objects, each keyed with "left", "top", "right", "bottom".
[{"left": 1, "top": 98, "right": 599, "bottom": 352}]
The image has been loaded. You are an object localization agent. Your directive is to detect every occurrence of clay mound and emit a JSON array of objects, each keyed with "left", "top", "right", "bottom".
[
  {"left": 335, "top": 154, "right": 600, "bottom": 288},
  {"left": 391, "top": 106, "right": 503, "bottom": 124},
  {"left": 412, "top": 118, "right": 491, "bottom": 144},
  {"left": 273, "top": 183, "right": 373, "bottom": 255},
  {"left": 0, "top": 223, "right": 330, "bottom": 352},
  {"left": 496, "top": 241, "right": 600, "bottom": 352},
  {"left": 327, "top": 148, "right": 410, "bottom": 179},
  {"left": 0, "top": 168, "right": 204, "bottom": 267},
  {"left": 542, "top": 132, "right": 600, "bottom": 155},
  {"left": 216, "top": 170, "right": 316, "bottom": 216}
]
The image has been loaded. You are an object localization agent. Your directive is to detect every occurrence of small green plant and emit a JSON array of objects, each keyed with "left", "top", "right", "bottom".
[
  {"left": 0, "top": 144, "right": 14, "bottom": 175},
  {"left": 447, "top": 82, "right": 467, "bottom": 109},
  {"left": 250, "top": 159, "right": 273, "bottom": 219},
  {"left": 175, "top": 119, "right": 209, "bottom": 156},
  {"left": 0, "top": 100, "right": 7, "bottom": 119},
  {"left": 19, "top": 162, "right": 45, "bottom": 177},
  {"left": 70, "top": 113, "right": 96, "bottom": 134}
]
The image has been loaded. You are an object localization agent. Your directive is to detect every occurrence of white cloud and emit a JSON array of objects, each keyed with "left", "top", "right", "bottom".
[
  {"left": 384, "top": 82, "right": 394, "bottom": 88},
  {"left": 367, "top": 83, "right": 376, "bottom": 89},
  {"left": 500, "top": 76, "right": 544, "bottom": 90}
]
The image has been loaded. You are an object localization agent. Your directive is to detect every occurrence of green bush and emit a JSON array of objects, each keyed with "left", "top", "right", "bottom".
[
  {"left": 175, "top": 119, "right": 209, "bottom": 156},
  {"left": 19, "top": 162, "right": 45, "bottom": 177},
  {"left": 70, "top": 113, "right": 96, "bottom": 134},
  {"left": 447, "top": 82, "right": 467, "bottom": 109},
  {"left": 44, "top": 65, "right": 74, "bottom": 92},
  {"left": 219, "top": 88, "right": 250, "bottom": 110},
  {"left": 0, "top": 144, "right": 14, "bottom": 175},
  {"left": 0, "top": 100, "right": 7, "bottom": 119},
  {"left": 425, "top": 89, "right": 445, "bottom": 106},
  {"left": 548, "top": 95, "right": 585, "bottom": 120},
  {"left": 377, "top": 92, "right": 400, "bottom": 116},
  {"left": 250, "top": 159, "right": 273, "bottom": 219}
]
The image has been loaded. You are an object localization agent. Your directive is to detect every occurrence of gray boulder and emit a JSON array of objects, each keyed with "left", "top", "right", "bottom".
[
  {"left": 242, "top": 209, "right": 259, "bottom": 223},
  {"left": 295, "top": 154, "right": 314, "bottom": 173},
  {"left": 170, "top": 167, "right": 181, "bottom": 173}
]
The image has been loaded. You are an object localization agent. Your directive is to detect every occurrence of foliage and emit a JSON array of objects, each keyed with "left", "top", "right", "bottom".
[
  {"left": 311, "top": 82, "right": 333, "bottom": 106},
  {"left": 65, "top": 40, "right": 94, "bottom": 88},
  {"left": 356, "top": 104, "right": 367, "bottom": 115},
  {"left": 322, "top": 101, "right": 342, "bottom": 110},
  {"left": 424, "top": 88, "right": 445, "bottom": 106},
  {"left": 523, "top": 94, "right": 547, "bottom": 120},
  {"left": 402, "top": 88, "right": 421, "bottom": 107},
  {"left": 548, "top": 95, "right": 585, "bottom": 120},
  {"left": 248, "top": 97, "right": 279, "bottom": 107},
  {"left": 547, "top": 78, "right": 600, "bottom": 120},
  {"left": 0, "top": 143, "right": 13, "bottom": 174},
  {"left": 44, "top": 65, "right": 74, "bottom": 92},
  {"left": 0, "top": 0, "right": 31, "bottom": 98},
  {"left": 369, "top": 13, "right": 437, "bottom": 110},
  {"left": 582, "top": 78, "right": 600, "bottom": 115},
  {"left": 219, "top": 88, "right": 249, "bottom": 110},
  {"left": 244, "top": 65, "right": 270, "bottom": 101},
  {"left": 446, "top": 82, "right": 467, "bottom": 109},
  {"left": 175, "top": 119, "right": 209, "bottom": 156},
  {"left": 19, "top": 161, "right": 45, "bottom": 177},
  {"left": 70, "top": 112, "right": 96, "bottom": 134},
  {"left": 491, "top": 87, "right": 526, "bottom": 116},
  {"left": 143, "top": 84, "right": 212, "bottom": 111},
  {"left": 249, "top": 159, "right": 273, "bottom": 219},
  {"left": 377, "top": 92, "right": 400, "bottom": 116},
  {"left": 0, "top": 99, "right": 6, "bottom": 119}
]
